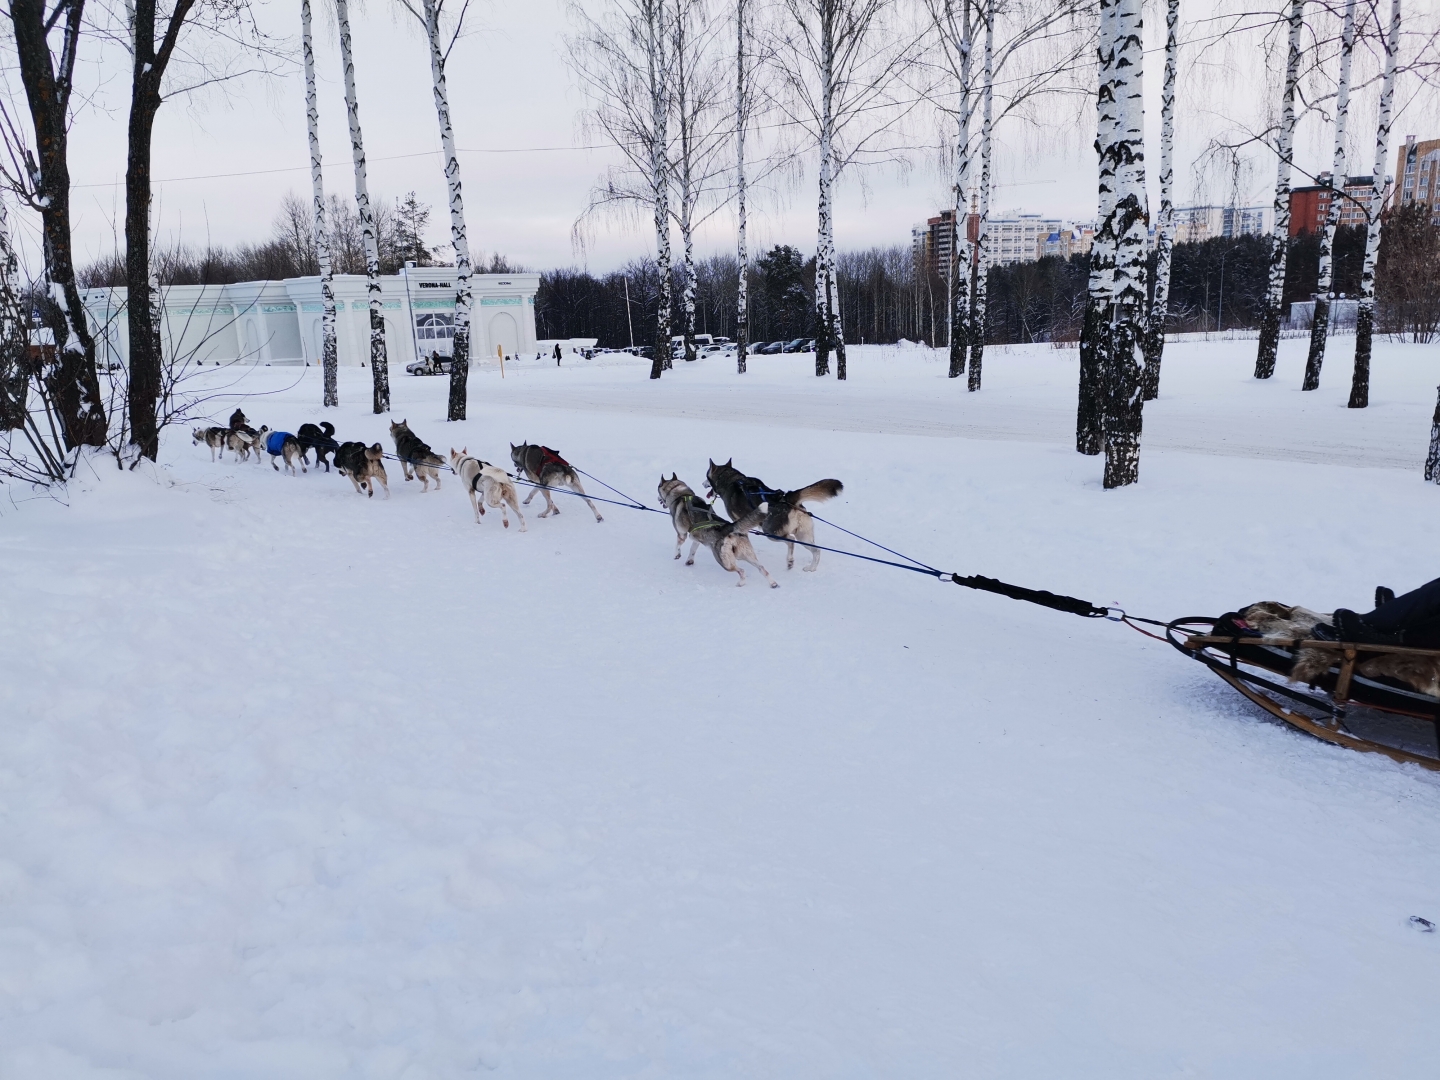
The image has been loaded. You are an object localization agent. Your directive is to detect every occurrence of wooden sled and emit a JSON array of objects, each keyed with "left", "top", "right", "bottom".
[{"left": 1168, "top": 616, "right": 1440, "bottom": 771}]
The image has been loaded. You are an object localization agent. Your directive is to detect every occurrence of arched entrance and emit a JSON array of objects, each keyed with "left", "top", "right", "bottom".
[{"left": 488, "top": 311, "right": 518, "bottom": 357}]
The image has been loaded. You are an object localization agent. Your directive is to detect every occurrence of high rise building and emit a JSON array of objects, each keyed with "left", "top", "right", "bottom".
[
  {"left": 1289, "top": 173, "right": 1381, "bottom": 235},
  {"left": 1392, "top": 135, "right": 1440, "bottom": 222},
  {"left": 1171, "top": 205, "right": 1274, "bottom": 243}
]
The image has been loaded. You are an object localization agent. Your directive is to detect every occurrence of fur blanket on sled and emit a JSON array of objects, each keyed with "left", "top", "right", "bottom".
[{"left": 1238, "top": 601, "right": 1440, "bottom": 699}]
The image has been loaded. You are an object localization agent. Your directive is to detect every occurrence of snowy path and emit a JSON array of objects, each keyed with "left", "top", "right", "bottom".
[
  {"left": 3, "top": 341, "right": 1440, "bottom": 1077},
  {"left": 486, "top": 338, "right": 1438, "bottom": 470}
]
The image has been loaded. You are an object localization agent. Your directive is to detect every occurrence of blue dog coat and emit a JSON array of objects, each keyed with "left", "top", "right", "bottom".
[{"left": 266, "top": 431, "right": 291, "bottom": 456}]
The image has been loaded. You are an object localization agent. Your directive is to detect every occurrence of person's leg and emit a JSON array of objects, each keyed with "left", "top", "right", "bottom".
[{"left": 1363, "top": 577, "right": 1440, "bottom": 633}]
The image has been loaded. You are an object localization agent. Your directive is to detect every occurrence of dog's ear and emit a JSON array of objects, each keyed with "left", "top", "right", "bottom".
[{"left": 726, "top": 458, "right": 733, "bottom": 467}]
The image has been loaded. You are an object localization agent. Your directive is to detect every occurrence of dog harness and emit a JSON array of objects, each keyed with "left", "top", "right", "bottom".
[
  {"left": 539, "top": 445, "right": 569, "bottom": 468},
  {"left": 266, "top": 431, "right": 292, "bottom": 456}
]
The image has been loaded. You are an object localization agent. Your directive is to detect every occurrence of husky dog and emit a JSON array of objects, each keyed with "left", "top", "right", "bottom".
[
  {"left": 334, "top": 441, "right": 390, "bottom": 498},
  {"left": 509, "top": 442, "right": 604, "bottom": 522},
  {"left": 260, "top": 428, "right": 307, "bottom": 475},
  {"left": 229, "top": 408, "right": 257, "bottom": 437},
  {"left": 192, "top": 426, "right": 229, "bottom": 460},
  {"left": 389, "top": 419, "right": 443, "bottom": 492},
  {"left": 705, "top": 459, "right": 843, "bottom": 572},
  {"left": 226, "top": 428, "right": 259, "bottom": 462},
  {"left": 297, "top": 421, "right": 339, "bottom": 472},
  {"left": 450, "top": 448, "right": 526, "bottom": 530},
  {"left": 657, "top": 474, "right": 776, "bottom": 588}
]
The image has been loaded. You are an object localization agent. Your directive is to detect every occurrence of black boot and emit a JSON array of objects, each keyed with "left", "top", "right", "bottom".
[
  {"left": 1375, "top": 586, "right": 1396, "bottom": 608},
  {"left": 1334, "top": 608, "right": 1405, "bottom": 646}
]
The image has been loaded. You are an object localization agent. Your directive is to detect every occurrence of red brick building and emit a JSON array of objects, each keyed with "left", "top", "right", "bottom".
[
  {"left": 1391, "top": 135, "right": 1440, "bottom": 222},
  {"left": 1288, "top": 173, "right": 1378, "bottom": 235}
]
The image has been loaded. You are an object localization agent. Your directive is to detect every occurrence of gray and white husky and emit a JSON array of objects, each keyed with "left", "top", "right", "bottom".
[
  {"left": 450, "top": 448, "right": 526, "bottom": 530},
  {"left": 389, "top": 419, "right": 443, "bottom": 492},
  {"left": 226, "top": 428, "right": 259, "bottom": 462},
  {"left": 192, "top": 426, "right": 229, "bottom": 461},
  {"left": 705, "top": 458, "right": 842, "bottom": 572},
  {"left": 509, "top": 442, "right": 604, "bottom": 522},
  {"left": 657, "top": 474, "right": 776, "bottom": 587}
]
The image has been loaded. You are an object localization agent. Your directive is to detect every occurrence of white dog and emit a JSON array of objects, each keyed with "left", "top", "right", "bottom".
[{"left": 449, "top": 448, "right": 526, "bottom": 531}]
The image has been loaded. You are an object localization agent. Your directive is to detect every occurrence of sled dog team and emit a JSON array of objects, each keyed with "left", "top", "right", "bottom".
[{"left": 196, "top": 409, "right": 843, "bottom": 586}]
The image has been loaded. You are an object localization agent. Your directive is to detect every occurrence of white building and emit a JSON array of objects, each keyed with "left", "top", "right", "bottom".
[
  {"left": 988, "top": 213, "right": 1065, "bottom": 266},
  {"left": 80, "top": 266, "right": 540, "bottom": 369},
  {"left": 1172, "top": 205, "right": 1274, "bottom": 243}
]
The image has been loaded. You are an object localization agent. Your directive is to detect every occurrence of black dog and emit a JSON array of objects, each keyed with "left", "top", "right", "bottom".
[{"left": 296, "top": 421, "right": 340, "bottom": 472}]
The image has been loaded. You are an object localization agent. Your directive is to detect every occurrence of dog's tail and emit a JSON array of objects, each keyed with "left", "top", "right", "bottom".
[
  {"left": 365, "top": 443, "right": 384, "bottom": 461},
  {"left": 787, "top": 478, "right": 843, "bottom": 505},
  {"left": 320, "top": 421, "right": 335, "bottom": 438}
]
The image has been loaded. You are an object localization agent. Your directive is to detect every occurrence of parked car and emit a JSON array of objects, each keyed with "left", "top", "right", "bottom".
[
  {"left": 781, "top": 338, "right": 808, "bottom": 353},
  {"left": 759, "top": 340, "right": 786, "bottom": 354},
  {"left": 406, "top": 353, "right": 452, "bottom": 376},
  {"left": 803, "top": 338, "right": 816, "bottom": 352}
]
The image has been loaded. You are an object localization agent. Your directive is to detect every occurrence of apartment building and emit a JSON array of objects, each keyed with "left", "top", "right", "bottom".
[
  {"left": 1171, "top": 205, "right": 1274, "bottom": 243},
  {"left": 1289, "top": 173, "right": 1380, "bottom": 235},
  {"left": 1392, "top": 135, "right": 1440, "bottom": 222}
]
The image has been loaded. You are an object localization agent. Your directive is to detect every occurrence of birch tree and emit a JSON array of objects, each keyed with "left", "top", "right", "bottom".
[
  {"left": 1253, "top": 0, "right": 1306, "bottom": 380},
  {"left": 396, "top": 0, "right": 476, "bottom": 419},
  {"left": 302, "top": 0, "right": 338, "bottom": 408},
  {"left": 773, "top": 0, "right": 925, "bottom": 380},
  {"left": 1077, "top": 0, "right": 1117, "bottom": 456},
  {"left": 736, "top": 0, "right": 752, "bottom": 373},
  {"left": 1301, "top": 0, "right": 1357, "bottom": 393},
  {"left": 567, "top": 0, "right": 674, "bottom": 380},
  {"left": 1348, "top": 0, "right": 1400, "bottom": 410},
  {"left": 1141, "top": 0, "right": 1178, "bottom": 401},
  {"left": 1428, "top": 385, "right": 1440, "bottom": 484},
  {"left": 966, "top": 5, "right": 992, "bottom": 391},
  {"left": 1100, "top": 0, "right": 1147, "bottom": 489},
  {"left": 336, "top": 0, "right": 390, "bottom": 412}
]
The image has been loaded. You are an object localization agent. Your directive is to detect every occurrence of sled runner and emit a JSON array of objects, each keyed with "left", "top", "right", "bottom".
[{"left": 1167, "top": 616, "right": 1440, "bottom": 770}]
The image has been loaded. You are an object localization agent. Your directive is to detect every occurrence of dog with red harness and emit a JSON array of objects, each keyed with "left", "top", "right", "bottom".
[{"left": 509, "top": 442, "right": 604, "bottom": 522}]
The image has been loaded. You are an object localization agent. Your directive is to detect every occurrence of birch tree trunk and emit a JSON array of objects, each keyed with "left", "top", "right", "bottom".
[
  {"left": 1101, "top": 0, "right": 1147, "bottom": 489},
  {"left": 1077, "top": 0, "right": 1118, "bottom": 456},
  {"left": 1427, "top": 385, "right": 1440, "bottom": 483},
  {"left": 1348, "top": 0, "right": 1400, "bottom": 410},
  {"left": 675, "top": 9, "right": 697, "bottom": 364},
  {"left": 736, "top": 0, "right": 749, "bottom": 374},
  {"left": 1141, "top": 0, "right": 1177, "bottom": 400},
  {"left": 966, "top": 5, "right": 992, "bottom": 392},
  {"left": 814, "top": 0, "right": 837, "bottom": 378},
  {"left": 947, "top": 0, "right": 974, "bottom": 380},
  {"left": 421, "top": 0, "right": 474, "bottom": 420},
  {"left": 648, "top": 0, "right": 672, "bottom": 379},
  {"left": 1301, "top": 0, "right": 1357, "bottom": 392},
  {"left": 1255, "top": 0, "right": 1305, "bottom": 380},
  {"left": 302, "top": 0, "right": 339, "bottom": 408},
  {"left": 336, "top": 0, "right": 390, "bottom": 413}
]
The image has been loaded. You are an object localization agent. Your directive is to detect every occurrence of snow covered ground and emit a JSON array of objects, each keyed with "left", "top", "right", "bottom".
[{"left": 3, "top": 336, "right": 1440, "bottom": 1077}]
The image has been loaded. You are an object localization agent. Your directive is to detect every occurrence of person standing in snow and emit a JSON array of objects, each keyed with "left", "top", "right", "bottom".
[{"left": 554, "top": 343, "right": 563, "bottom": 366}]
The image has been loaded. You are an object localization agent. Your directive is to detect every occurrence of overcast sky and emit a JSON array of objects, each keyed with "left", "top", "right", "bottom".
[{"left": 17, "top": 0, "right": 1440, "bottom": 277}]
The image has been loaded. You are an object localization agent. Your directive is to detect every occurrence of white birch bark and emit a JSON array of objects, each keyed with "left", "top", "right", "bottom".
[
  {"left": 302, "top": 0, "right": 338, "bottom": 408},
  {"left": 947, "top": 0, "right": 974, "bottom": 380},
  {"left": 1101, "top": 0, "right": 1147, "bottom": 489},
  {"left": 1077, "top": 0, "right": 1118, "bottom": 455},
  {"left": 1348, "top": 0, "right": 1399, "bottom": 410},
  {"left": 966, "top": 5, "right": 992, "bottom": 392},
  {"left": 421, "top": 0, "right": 474, "bottom": 421},
  {"left": 648, "top": 0, "right": 673, "bottom": 379},
  {"left": 1255, "top": 0, "right": 1305, "bottom": 380},
  {"left": 336, "top": 0, "right": 389, "bottom": 413},
  {"left": 674, "top": 6, "right": 697, "bottom": 363},
  {"left": 814, "top": 0, "right": 840, "bottom": 378},
  {"left": 1141, "top": 0, "right": 1177, "bottom": 401},
  {"left": 1301, "top": 0, "right": 1357, "bottom": 391},
  {"left": 736, "top": 0, "right": 749, "bottom": 374}
]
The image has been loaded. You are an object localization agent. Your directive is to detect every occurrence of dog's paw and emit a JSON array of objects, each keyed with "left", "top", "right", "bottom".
[
  {"left": 803, "top": 565, "right": 817, "bottom": 572},
  {"left": 769, "top": 580, "right": 780, "bottom": 588},
  {"left": 685, "top": 558, "right": 695, "bottom": 566}
]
